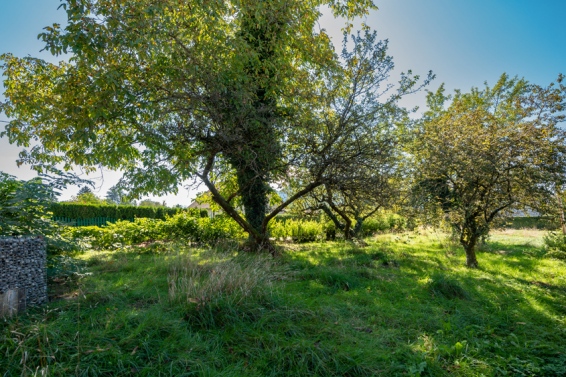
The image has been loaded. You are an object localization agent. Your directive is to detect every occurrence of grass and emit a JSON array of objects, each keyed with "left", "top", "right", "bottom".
[{"left": 1, "top": 230, "right": 566, "bottom": 376}]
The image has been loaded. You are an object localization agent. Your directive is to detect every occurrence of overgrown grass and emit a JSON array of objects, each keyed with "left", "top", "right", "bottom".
[{"left": 2, "top": 230, "right": 566, "bottom": 376}]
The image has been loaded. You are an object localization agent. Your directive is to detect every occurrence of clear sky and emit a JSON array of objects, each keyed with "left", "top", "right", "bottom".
[{"left": 1, "top": 0, "right": 565, "bottom": 205}]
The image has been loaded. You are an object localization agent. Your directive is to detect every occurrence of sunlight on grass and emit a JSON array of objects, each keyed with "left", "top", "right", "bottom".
[{"left": 2, "top": 230, "right": 566, "bottom": 376}]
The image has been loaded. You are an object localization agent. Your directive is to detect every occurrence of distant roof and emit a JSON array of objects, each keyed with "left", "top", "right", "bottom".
[{"left": 188, "top": 201, "right": 211, "bottom": 210}]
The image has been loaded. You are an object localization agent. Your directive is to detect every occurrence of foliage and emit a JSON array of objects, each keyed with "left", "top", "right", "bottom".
[
  {"left": 69, "top": 191, "right": 107, "bottom": 205},
  {"left": 2, "top": 230, "right": 566, "bottom": 376},
  {"left": 51, "top": 202, "right": 184, "bottom": 222},
  {"left": 0, "top": 172, "right": 55, "bottom": 236},
  {"left": 412, "top": 74, "right": 566, "bottom": 267},
  {"left": 138, "top": 199, "right": 166, "bottom": 207},
  {"left": 543, "top": 231, "right": 566, "bottom": 260},
  {"left": 506, "top": 216, "right": 558, "bottom": 231},
  {"left": 104, "top": 184, "right": 131, "bottom": 205},
  {"left": 77, "top": 186, "right": 93, "bottom": 196},
  {"left": 359, "top": 212, "right": 407, "bottom": 236},
  {"left": 0, "top": 172, "right": 84, "bottom": 254},
  {"left": 65, "top": 213, "right": 244, "bottom": 249},
  {"left": 270, "top": 218, "right": 324, "bottom": 242},
  {"left": 287, "top": 30, "right": 429, "bottom": 240},
  {"left": 0, "top": 0, "right": 438, "bottom": 251}
]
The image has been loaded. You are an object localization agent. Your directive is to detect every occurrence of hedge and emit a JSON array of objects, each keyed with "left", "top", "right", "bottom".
[{"left": 50, "top": 202, "right": 187, "bottom": 224}]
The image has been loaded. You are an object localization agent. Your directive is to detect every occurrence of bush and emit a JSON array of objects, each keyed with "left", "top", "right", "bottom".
[
  {"left": 360, "top": 212, "right": 407, "bottom": 236},
  {"left": 65, "top": 213, "right": 245, "bottom": 249},
  {"left": 507, "top": 216, "right": 558, "bottom": 230},
  {"left": 0, "top": 172, "right": 55, "bottom": 237},
  {"left": 544, "top": 231, "right": 566, "bottom": 260},
  {"left": 269, "top": 219, "right": 324, "bottom": 242}
]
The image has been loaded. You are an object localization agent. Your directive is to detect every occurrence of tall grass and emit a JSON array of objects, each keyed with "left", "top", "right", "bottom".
[
  {"left": 2, "top": 230, "right": 566, "bottom": 376},
  {"left": 168, "top": 250, "right": 278, "bottom": 308}
]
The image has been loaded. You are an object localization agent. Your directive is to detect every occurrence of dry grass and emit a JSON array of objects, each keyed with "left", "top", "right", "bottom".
[{"left": 167, "top": 250, "right": 281, "bottom": 307}]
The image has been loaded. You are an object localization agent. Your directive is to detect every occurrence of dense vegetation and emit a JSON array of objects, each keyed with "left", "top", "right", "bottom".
[
  {"left": 50, "top": 202, "right": 186, "bottom": 223},
  {"left": 1, "top": 1, "right": 566, "bottom": 375},
  {"left": 2, "top": 230, "right": 566, "bottom": 376}
]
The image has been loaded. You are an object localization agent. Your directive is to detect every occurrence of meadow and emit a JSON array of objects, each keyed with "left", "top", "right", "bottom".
[{"left": 1, "top": 229, "right": 565, "bottom": 376}]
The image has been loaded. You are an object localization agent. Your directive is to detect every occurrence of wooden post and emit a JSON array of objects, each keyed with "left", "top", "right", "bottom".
[{"left": 0, "top": 288, "right": 26, "bottom": 317}]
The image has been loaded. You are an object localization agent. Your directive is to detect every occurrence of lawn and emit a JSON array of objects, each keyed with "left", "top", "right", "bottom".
[{"left": 1, "top": 229, "right": 565, "bottom": 376}]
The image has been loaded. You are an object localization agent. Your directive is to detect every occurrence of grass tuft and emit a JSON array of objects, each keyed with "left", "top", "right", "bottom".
[{"left": 427, "top": 273, "right": 470, "bottom": 300}]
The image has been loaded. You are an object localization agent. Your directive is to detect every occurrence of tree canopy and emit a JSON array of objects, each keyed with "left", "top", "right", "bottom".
[
  {"left": 412, "top": 74, "right": 566, "bottom": 267},
  {"left": 1, "top": 0, "right": 432, "bottom": 250}
]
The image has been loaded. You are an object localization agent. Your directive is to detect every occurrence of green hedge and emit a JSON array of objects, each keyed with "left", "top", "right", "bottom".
[
  {"left": 50, "top": 202, "right": 186, "bottom": 223},
  {"left": 504, "top": 216, "right": 558, "bottom": 230}
]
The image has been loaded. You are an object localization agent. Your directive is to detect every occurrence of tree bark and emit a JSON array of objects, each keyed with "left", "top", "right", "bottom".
[
  {"left": 464, "top": 245, "right": 479, "bottom": 268},
  {"left": 353, "top": 218, "right": 364, "bottom": 237},
  {"left": 557, "top": 190, "right": 566, "bottom": 235},
  {"left": 461, "top": 231, "right": 479, "bottom": 268},
  {"left": 236, "top": 167, "right": 271, "bottom": 251}
]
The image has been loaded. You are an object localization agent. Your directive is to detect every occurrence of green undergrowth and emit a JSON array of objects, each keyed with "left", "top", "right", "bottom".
[{"left": 1, "top": 230, "right": 566, "bottom": 376}]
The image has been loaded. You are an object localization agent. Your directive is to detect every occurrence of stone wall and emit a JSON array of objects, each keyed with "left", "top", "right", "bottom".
[{"left": 0, "top": 237, "right": 47, "bottom": 315}]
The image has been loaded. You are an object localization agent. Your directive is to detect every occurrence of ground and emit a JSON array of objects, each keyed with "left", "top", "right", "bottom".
[{"left": 1, "top": 229, "right": 565, "bottom": 376}]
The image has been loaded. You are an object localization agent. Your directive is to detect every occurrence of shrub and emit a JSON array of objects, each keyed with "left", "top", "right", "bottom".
[
  {"left": 65, "top": 213, "right": 245, "bottom": 249},
  {"left": 0, "top": 172, "right": 55, "bottom": 237},
  {"left": 507, "top": 216, "right": 558, "bottom": 230},
  {"left": 360, "top": 212, "right": 407, "bottom": 236},
  {"left": 269, "top": 219, "right": 324, "bottom": 242},
  {"left": 544, "top": 231, "right": 566, "bottom": 260}
]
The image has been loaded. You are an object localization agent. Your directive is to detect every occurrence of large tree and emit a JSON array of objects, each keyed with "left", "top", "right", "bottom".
[
  {"left": 1, "top": 0, "right": 426, "bottom": 250},
  {"left": 412, "top": 74, "right": 566, "bottom": 267}
]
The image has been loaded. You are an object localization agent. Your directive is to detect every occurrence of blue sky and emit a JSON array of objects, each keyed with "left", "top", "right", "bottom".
[{"left": 1, "top": 0, "right": 565, "bottom": 204}]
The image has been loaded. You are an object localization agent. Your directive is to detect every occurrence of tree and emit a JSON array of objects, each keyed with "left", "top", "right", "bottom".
[
  {"left": 77, "top": 186, "right": 93, "bottom": 196},
  {"left": 291, "top": 31, "right": 427, "bottom": 240},
  {"left": 139, "top": 199, "right": 166, "bottom": 207},
  {"left": 105, "top": 184, "right": 131, "bottom": 205},
  {"left": 412, "top": 74, "right": 566, "bottom": 267},
  {"left": 0, "top": 172, "right": 55, "bottom": 236},
  {"left": 1, "top": 0, "right": 430, "bottom": 251}
]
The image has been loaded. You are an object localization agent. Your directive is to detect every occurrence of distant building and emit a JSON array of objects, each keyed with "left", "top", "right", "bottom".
[{"left": 188, "top": 201, "right": 218, "bottom": 217}]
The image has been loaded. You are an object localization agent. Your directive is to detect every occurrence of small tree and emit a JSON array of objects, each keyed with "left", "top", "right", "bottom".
[
  {"left": 105, "top": 184, "right": 131, "bottom": 205},
  {"left": 413, "top": 74, "right": 566, "bottom": 267},
  {"left": 0, "top": 172, "right": 56, "bottom": 236},
  {"left": 138, "top": 199, "right": 165, "bottom": 207},
  {"left": 77, "top": 186, "right": 93, "bottom": 196}
]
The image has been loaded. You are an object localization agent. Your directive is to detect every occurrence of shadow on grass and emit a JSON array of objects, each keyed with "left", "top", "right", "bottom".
[{"left": 3, "top": 239, "right": 566, "bottom": 376}]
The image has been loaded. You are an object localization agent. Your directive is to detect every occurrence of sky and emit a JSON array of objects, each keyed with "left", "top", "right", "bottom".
[{"left": 1, "top": 0, "right": 565, "bottom": 205}]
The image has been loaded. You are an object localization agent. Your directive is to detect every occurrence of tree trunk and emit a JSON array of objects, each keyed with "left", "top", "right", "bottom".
[
  {"left": 343, "top": 220, "right": 353, "bottom": 240},
  {"left": 459, "top": 217, "right": 481, "bottom": 268},
  {"left": 557, "top": 191, "right": 566, "bottom": 235},
  {"left": 464, "top": 244, "right": 479, "bottom": 268},
  {"left": 353, "top": 218, "right": 364, "bottom": 237},
  {"left": 235, "top": 166, "right": 276, "bottom": 253}
]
